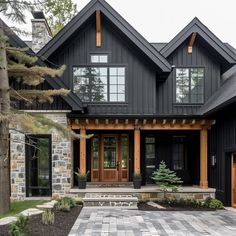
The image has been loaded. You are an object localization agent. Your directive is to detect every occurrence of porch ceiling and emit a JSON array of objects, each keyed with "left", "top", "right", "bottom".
[{"left": 70, "top": 118, "right": 216, "bottom": 130}]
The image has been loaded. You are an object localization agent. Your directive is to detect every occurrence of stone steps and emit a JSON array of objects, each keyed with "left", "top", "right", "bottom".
[{"left": 83, "top": 193, "right": 138, "bottom": 209}]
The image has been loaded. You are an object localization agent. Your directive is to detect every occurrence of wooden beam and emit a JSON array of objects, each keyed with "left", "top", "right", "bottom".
[
  {"left": 200, "top": 128, "right": 208, "bottom": 188},
  {"left": 105, "top": 119, "right": 109, "bottom": 125},
  {"left": 80, "top": 128, "right": 86, "bottom": 175},
  {"left": 71, "top": 119, "right": 216, "bottom": 130},
  {"left": 134, "top": 128, "right": 140, "bottom": 174},
  {"left": 188, "top": 32, "right": 197, "bottom": 53},
  {"left": 162, "top": 119, "right": 167, "bottom": 126},
  {"left": 96, "top": 10, "right": 101, "bottom": 47},
  {"left": 191, "top": 119, "right": 196, "bottom": 126},
  {"left": 201, "top": 120, "right": 206, "bottom": 126}
]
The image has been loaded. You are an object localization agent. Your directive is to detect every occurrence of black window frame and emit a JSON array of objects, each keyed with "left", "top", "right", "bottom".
[
  {"left": 172, "top": 136, "right": 187, "bottom": 171},
  {"left": 73, "top": 66, "right": 126, "bottom": 103},
  {"left": 25, "top": 134, "right": 52, "bottom": 197},
  {"left": 90, "top": 54, "right": 109, "bottom": 64},
  {"left": 174, "top": 67, "right": 205, "bottom": 105}
]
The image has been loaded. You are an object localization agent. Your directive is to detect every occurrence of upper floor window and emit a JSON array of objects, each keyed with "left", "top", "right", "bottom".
[
  {"left": 73, "top": 67, "right": 125, "bottom": 102},
  {"left": 175, "top": 68, "right": 204, "bottom": 104},
  {"left": 91, "top": 54, "right": 108, "bottom": 63}
]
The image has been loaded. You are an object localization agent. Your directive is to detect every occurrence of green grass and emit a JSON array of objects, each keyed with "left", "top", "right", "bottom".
[{"left": 0, "top": 200, "right": 48, "bottom": 219}]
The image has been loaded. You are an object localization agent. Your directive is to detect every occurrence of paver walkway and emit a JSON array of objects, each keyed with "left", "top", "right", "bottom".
[{"left": 69, "top": 207, "right": 236, "bottom": 236}]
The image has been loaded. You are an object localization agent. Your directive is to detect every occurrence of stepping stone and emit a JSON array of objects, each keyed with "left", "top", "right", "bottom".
[
  {"left": 147, "top": 201, "right": 166, "bottom": 209},
  {"left": 36, "top": 204, "right": 54, "bottom": 209},
  {"left": 21, "top": 208, "right": 44, "bottom": 216},
  {"left": 0, "top": 216, "right": 17, "bottom": 225}
]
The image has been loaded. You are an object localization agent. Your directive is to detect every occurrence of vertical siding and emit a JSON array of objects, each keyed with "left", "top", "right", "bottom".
[
  {"left": 156, "top": 39, "right": 221, "bottom": 115},
  {"left": 209, "top": 109, "right": 236, "bottom": 205},
  {"left": 50, "top": 15, "right": 157, "bottom": 115}
]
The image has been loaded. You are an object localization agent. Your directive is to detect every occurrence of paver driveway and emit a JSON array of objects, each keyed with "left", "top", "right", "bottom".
[{"left": 69, "top": 207, "right": 236, "bottom": 236}]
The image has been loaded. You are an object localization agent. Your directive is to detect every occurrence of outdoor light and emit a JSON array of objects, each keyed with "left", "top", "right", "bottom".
[{"left": 211, "top": 155, "right": 216, "bottom": 166}]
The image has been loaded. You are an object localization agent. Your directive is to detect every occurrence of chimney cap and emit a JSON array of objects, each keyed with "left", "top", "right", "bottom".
[{"left": 32, "top": 11, "right": 46, "bottom": 20}]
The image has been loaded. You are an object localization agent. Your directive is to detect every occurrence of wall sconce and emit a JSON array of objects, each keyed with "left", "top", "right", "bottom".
[{"left": 211, "top": 155, "right": 216, "bottom": 166}]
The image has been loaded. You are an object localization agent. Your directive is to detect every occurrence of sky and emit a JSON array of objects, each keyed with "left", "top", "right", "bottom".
[{"left": 2, "top": 0, "right": 236, "bottom": 47}]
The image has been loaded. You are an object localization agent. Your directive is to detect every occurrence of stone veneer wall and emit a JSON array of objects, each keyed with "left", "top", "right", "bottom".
[
  {"left": 10, "top": 130, "right": 26, "bottom": 199},
  {"left": 10, "top": 113, "right": 72, "bottom": 199}
]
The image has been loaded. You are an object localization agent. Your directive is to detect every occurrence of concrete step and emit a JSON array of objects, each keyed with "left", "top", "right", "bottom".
[{"left": 83, "top": 193, "right": 138, "bottom": 209}]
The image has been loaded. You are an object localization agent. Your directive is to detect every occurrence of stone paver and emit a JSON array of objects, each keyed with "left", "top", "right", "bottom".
[
  {"left": 0, "top": 217, "right": 17, "bottom": 226},
  {"left": 69, "top": 208, "right": 236, "bottom": 236},
  {"left": 21, "top": 208, "right": 44, "bottom": 216}
]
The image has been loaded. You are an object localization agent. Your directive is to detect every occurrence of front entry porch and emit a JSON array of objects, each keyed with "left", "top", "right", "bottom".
[{"left": 71, "top": 118, "right": 215, "bottom": 189}]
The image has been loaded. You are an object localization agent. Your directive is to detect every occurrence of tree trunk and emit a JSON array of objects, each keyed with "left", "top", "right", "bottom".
[{"left": 0, "top": 21, "right": 10, "bottom": 213}]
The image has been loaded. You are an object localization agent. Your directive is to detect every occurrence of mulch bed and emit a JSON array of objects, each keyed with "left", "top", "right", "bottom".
[
  {"left": 0, "top": 205, "right": 82, "bottom": 236},
  {"left": 138, "top": 202, "right": 219, "bottom": 211}
]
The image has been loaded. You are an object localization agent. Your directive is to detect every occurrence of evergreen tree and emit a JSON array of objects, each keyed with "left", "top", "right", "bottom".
[
  {"left": 151, "top": 161, "right": 183, "bottom": 199},
  {"left": 0, "top": 1, "right": 85, "bottom": 213},
  {"left": 43, "top": 0, "right": 77, "bottom": 36}
]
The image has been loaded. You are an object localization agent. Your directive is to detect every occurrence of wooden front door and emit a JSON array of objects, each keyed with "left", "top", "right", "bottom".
[
  {"left": 91, "top": 134, "right": 129, "bottom": 182},
  {"left": 232, "top": 154, "right": 236, "bottom": 208}
]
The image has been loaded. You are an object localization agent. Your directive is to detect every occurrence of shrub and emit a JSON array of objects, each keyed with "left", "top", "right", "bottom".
[
  {"left": 56, "top": 196, "right": 76, "bottom": 212},
  {"left": 204, "top": 197, "right": 213, "bottom": 207},
  {"left": 42, "top": 209, "right": 55, "bottom": 225},
  {"left": 208, "top": 199, "right": 224, "bottom": 209},
  {"left": 9, "top": 214, "right": 29, "bottom": 236},
  {"left": 57, "top": 202, "right": 71, "bottom": 212}
]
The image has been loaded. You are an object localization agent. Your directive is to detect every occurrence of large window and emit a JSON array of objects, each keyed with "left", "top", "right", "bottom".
[
  {"left": 176, "top": 68, "right": 204, "bottom": 104},
  {"left": 73, "top": 67, "right": 125, "bottom": 102}
]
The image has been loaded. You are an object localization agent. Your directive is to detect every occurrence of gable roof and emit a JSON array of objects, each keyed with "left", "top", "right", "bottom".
[
  {"left": 38, "top": 0, "right": 172, "bottom": 73},
  {"left": 160, "top": 17, "right": 236, "bottom": 65},
  {"left": 2, "top": 18, "right": 83, "bottom": 112},
  {"left": 198, "top": 71, "right": 236, "bottom": 116}
]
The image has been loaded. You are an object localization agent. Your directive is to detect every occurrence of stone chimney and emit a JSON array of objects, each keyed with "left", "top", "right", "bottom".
[{"left": 31, "top": 11, "right": 52, "bottom": 53}]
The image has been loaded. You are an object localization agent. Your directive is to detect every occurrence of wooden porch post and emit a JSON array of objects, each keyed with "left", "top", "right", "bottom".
[
  {"left": 200, "top": 128, "right": 208, "bottom": 188},
  {"left": 134, "top": 127, "right": 140, "bottom": 174},
  {"left": 80, "top": 128, "right": 86, "bottom": 174}
]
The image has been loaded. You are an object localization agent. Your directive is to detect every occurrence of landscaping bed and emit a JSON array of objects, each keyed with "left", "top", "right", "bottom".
[
  {"left": 138, "top": 197, "right": 225, "bottom": 211},
  {"left": 0, "top": 205, "right": 82, "bottom": 236}
]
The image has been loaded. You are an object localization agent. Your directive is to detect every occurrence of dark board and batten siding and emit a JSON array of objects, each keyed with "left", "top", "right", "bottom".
[
  {"left": 50, "top": 14, "right": 157, "bottom": 115},
  {"left": 49, "top": 13, "right": 222, "bottom": 116},
  {"left": 208, "top": 106, "right": 236, "bottom": 205},
  {"left": 156, "top": 38, "right": 221, "bottom": 116}
]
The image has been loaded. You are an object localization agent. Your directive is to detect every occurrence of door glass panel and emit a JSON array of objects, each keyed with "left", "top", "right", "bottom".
[
  {"left": 121, "top": 136, "right": 128, "bottom": 169},
  {"left": 103, "top": 137, "right": 117, "bottom": 168},
  {"left": 27, "top": 137, "right": 51, "bottom": 197},
  {"left": 92, "top": 137, "right": 99, "bottom": 169},
  {"left": 145, "top": 137, "right": 156, "bottom": 183}
]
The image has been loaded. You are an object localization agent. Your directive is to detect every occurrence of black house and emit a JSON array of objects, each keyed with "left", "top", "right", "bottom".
[{"left": 7, "top": 0, "right": 236, "bottom": 207}]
